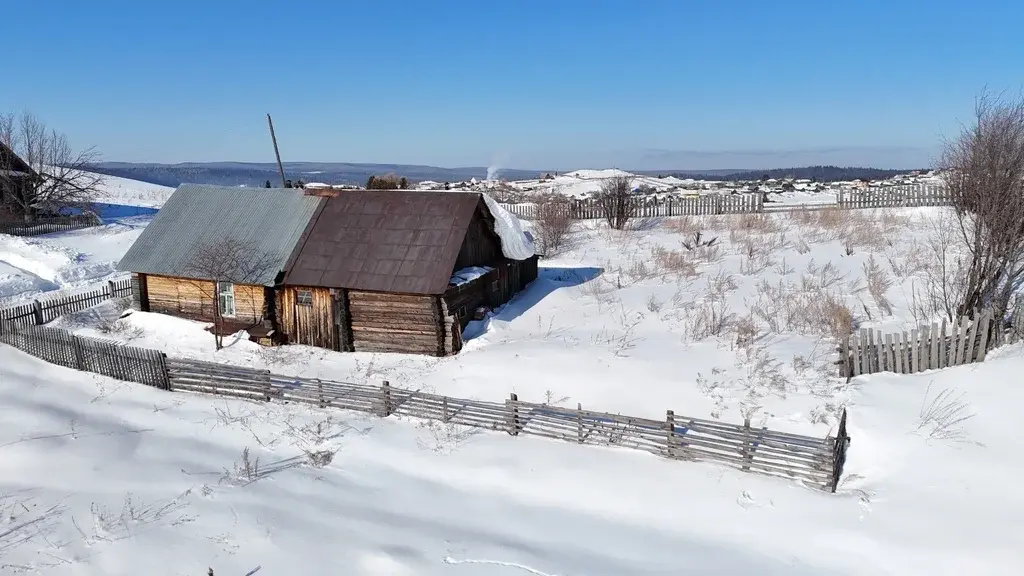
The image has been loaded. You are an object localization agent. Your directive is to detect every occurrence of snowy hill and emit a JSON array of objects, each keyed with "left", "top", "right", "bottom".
[{"left": 90, "top": 173, "right": 175, "bottom": 208}]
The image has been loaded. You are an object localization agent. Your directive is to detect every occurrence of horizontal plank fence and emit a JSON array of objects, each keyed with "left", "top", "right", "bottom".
[
  {"left": 500, "top": 185, "right": 950, "bottom": 221},
  {"left": 0, "top": 324, "right": 849, "bottom": 492},
  {"left": 0, "top": 214, "right": 101, "bottom": 237},
  {"left": 0, "top": 278, "right": 131, "bottom": 334},
  {"left": 840, "top": 309, "right": 1012, "bottom": 377}
]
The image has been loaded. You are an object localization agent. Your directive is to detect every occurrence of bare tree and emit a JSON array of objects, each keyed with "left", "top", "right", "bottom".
[
  {"left": 183, "top": 237, "right": 279, "bottom": 350},
  {"left": 532, "top": 195, "right": 576, "bottom": 255},
  {"left": 0, "top": 111, "right": 104, "bottom": 222},
  {"left": 595, "top": 175, "right": 637, "bottom": 230},
  {"left": 940, "top": 90, "right": 1024, "bottom": 324}
]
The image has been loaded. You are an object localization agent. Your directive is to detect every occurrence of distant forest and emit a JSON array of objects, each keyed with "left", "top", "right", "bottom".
[{"left": 661, "top": 165, "right": 928, "bottom": 182}]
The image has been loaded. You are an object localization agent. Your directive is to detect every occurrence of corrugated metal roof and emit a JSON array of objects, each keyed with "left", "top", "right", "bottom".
[
  {"left": 284, "top": 190, "right": 482, "bottom": 294},
  {"left": 116, "top": 184, "right": 324, "bottom": 286}
]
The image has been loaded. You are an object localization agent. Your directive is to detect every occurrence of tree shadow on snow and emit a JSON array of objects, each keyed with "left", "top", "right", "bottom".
[{"left": 463, "top": 266, "right": 603, "bottom": 341}]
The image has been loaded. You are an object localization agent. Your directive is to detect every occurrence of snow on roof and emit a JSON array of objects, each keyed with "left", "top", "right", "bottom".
[{"left": 481, "top": 193, "right": 535, "bottom": 260}]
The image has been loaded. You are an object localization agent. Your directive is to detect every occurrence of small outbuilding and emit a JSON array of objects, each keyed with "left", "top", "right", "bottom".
[{"left": 280, "top": 189, "right": 538, "bottom": 355}]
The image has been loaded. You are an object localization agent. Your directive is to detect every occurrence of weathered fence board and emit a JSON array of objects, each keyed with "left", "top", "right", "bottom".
[
  {"left": 836, "top": 185, "right": 950, "bottom": 209},
  {"left": 841, "top": 310, "right": 997, "bottom": 377},
  {"left": 0, "top": 325, "right": 168, "bottom": 388}
]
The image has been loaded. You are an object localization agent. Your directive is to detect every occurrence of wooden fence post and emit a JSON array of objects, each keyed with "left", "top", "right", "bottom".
[
  {"left": 442, "top": 396, "right": 450, "bottom": 423},
  {"left": 71, "top": 334, "right": 85, "bottom": 370},
  {"left": 576, "top": 402, "right": 584, "bottom": 444},
  {"left": 107, "top": 280, "right": 116, "bottom": 299},
  {"left": 317, "top": 379, "right": 326, "bottom": 408},
  {"left": 31, "top": 300, "right": 43, "bottom": 325},
  {"left": 831, "top": 409, "right": 851, "bottom": 493},
  {"left": 741, "top": 417, "right": 752, "bottom": 471},
  {"left": 665, "top": 409, "right": 676, "bottom": 457},
  {"left": 507, "top": 392, "right": 521, "bottom": 436},
  {"left": 381, "top": 381, "right": 392, "bottom": 416}
]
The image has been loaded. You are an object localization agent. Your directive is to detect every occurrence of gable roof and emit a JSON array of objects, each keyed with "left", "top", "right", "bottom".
[
  {"left": 284, "top": 189, "right": 484, "bottom": 294},
  {"left": 0, "top": 140, "right": 37, "bottom": 178},
  {"left": 116, "top": 184, "right": 323, "bottom": 286}
]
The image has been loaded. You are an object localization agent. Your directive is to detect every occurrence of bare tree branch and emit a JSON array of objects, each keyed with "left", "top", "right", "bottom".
[
  {"left": 595, "top": 175, "right": 637, "bottom": 230},
  {"left": 0, "top": 111, "right": 104, "bottom": 222},
  {"left": 940, "top": 89, "right": 1024, "bottom": 325},
  {"left": 182, "top": 237, "right": 279, "bottom": 350}
]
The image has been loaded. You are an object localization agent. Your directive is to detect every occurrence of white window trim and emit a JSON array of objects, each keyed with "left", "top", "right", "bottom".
[{"left": 217, "top": 281, "right": 236, "bottom": 318}]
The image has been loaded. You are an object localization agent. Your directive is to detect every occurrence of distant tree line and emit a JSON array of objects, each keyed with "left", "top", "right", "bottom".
[
  {"left": 664, "top": 165, "right": 930, "bottom": 183},
  {"left": 366, "top": 174, "right": 409, "bottom": 189}
]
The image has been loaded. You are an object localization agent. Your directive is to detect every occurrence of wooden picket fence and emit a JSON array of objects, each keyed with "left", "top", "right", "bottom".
[
  {"left": 836, "top": 185, "right": 950, "bottom": 209},
  {"left": 0, "top": 324, "right": 850, "bottom": 492},
  {"left": 0, "top": 325, "right": 169, "bottom": 388},
  {"left": 0, "top": 278, "right": 132, "bottom": 334},
  {"left": 0, "top": 214, "right": 101, "bottom": 237},
  {"left": 839, "top": 308, "right": 1021, "bottom": 377},
  {"left": 501, "top": 193, "right": 764, "bottom": 220}
]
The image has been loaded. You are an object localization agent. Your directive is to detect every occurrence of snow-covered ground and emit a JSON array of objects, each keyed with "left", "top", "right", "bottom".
[
  {"left": 89, "top": 174, "right": 174, "bottom": 208},
  {"left": 3, "top": 311, "right": 1022, "bottom": 574},
  {"left": 0, "top": 174, "right": 169, "bottom": 306},
  {"left": 4, "top": 171, "right": 1020, "bottom": 574},
  {"left": 0, "top": 220, "right": 148, "bottom": 306}
]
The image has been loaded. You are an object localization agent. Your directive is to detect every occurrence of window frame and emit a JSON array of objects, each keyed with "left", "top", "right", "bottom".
[
  {"left": 217, "top": 281, "right": 236, "bottom": 318},
  {"left": 296, "top": 289, "right": 314, "bottom": 307}
]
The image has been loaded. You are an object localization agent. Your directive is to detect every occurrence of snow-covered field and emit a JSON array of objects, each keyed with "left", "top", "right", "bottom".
[
  {"left": 3, "top": 171, "right": 1021, "bottom": 574},
  {"left": 0, "top": 175, "right": 170, "bottom": 306},
  {"left": 88, "top": 174, "right": 174, "bottom": 208},
  {"left": 3, "top": 313, "right": 1022, "bottom": 574}
]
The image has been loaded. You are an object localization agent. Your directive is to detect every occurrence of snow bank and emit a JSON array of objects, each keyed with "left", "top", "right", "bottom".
[
  {"left": 481, "top": 193, "right": 535, "bottom": 260},
  {"left": 450, "top": 265, "right": 493, "bottom": 287}
]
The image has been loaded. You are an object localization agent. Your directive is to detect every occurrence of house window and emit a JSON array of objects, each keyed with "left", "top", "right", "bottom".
[
  {"left": 458, "top": 306, "right": 467, "bottom": 318},
  {"left": 217, "top": 281, "right": 236, "bottom": 317},
  {"left": 297, "top": 289, "right": 313, "bottom": 307},
  {"left": 491, "top": 279, "right": 500, "bottom": 293}
]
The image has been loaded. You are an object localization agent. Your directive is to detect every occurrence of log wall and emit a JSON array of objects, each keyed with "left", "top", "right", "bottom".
[
  {"left": 144, "top": 275, "right": 264, "bottom": 324},
  {"left": 280, "top": 286, "right": 335, "bottom": 349},
  {"left": 348, "top": 291, "right": 444, "bottom": 355},
  {"left": 454, "top": 204, "right": 502, "bottom": 270}
]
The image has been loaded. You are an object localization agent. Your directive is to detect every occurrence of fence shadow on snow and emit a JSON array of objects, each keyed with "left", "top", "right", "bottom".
[{"left": 0, "top": 324, "right": 851, "bottom": 493}]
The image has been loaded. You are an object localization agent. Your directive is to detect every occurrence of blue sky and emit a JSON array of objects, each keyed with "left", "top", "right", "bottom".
[{"left": 2, "top": 0, "right": 1021, "bottom": 170}]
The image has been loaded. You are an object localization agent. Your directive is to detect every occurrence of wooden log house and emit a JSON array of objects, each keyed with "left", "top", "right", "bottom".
[
  {"left": 117, "top": 184, "right": 538, "bottom": 355},
  {"left": 280, "top": 189, "right": 538, "bottom": 355}
]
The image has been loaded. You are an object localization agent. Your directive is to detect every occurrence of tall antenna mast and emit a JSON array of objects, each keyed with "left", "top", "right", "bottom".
[{"left": 266, "top": 113, "right": 286, "bottom": 187}]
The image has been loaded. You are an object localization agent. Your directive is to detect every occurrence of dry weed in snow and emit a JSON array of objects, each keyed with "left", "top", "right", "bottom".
[
  {"left": 416, "top": 419, "right": 480, "bottom": 455},
  {"left": 862, "top": 255, "right": 895, "bottom": 316},
  {"left": 916, "top": 382, "right": 977, "bottom": 444}
]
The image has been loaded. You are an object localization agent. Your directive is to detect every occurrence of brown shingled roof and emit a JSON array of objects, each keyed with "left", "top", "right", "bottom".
[{"left": 283, "top": 189, "right": 483, "bottom": 294}]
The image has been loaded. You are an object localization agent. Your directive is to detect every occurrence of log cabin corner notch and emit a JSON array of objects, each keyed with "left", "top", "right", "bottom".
[
  {"left": 115, "top": 184, "right": 325, "bottom": 342},
  {"left": 281, "top": 189, "right": 538, "bottom": 356}
]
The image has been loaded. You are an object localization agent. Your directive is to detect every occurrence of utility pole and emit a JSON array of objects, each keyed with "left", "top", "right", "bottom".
[{"left": 266, "top": 113, "right": 286, "bottom": 188}]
